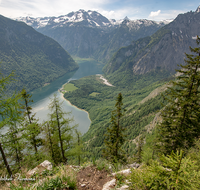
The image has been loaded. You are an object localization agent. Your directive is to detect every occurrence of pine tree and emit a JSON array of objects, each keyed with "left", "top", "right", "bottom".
[
  {"left": 103, "top": 93, "right": 126, "bottom": 163},
  {"left": 0, "top": 70, "right": 16, "bottom": 176},
  {"left": 130, "top": 150, "right": 200, "bottom": 189},
  {"left": 75, "top": 129, "right": 82, "bottom": 166},
  {"left": 42, "top": 121, "right": 62, "bottom": 165},
  {"left": 135, "top": 136, "right": 144, "bottom": 163},
  {"left": 2, "top": 98, "right": 24, "bottom": 170},
  {"left": 21, "top": 89, "right": 42, "bottom": 155},
  {"left": 155, "top": 36, "right": 200, "bottom": 154},
  {"left": 67, "top": 129, "right": 84, "bottom": 165},
  {"left": 48, "top": 94, "right": 75, "bottom": 163}
]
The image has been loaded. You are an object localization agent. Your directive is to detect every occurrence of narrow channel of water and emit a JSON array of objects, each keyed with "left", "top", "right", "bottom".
[{"left": 30, "top": 59, "right": 103, "bottom": 134}]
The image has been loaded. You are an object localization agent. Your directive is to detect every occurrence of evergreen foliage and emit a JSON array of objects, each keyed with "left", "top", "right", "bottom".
[
  {"left": 67, "top": 129, "right": 85, "bottom": 165},
  {"left": 103, "top": 93, "right": 126, "bottom": 163},
  {"left": 2, "top": 99, "right": 24, "bottom": 171},
  {"left": 42, "top": 121, "right": 63, "bottom": 165},
  {"left": 155, "top": 36, "right": 200, "bottom": 154},
  {"left": 134, "top": 136, "right": 144, "bottom": 163},
  {"left": 48, "top": 94, "right": 76, "bottom": 163},
  {"left": 21, "top": 89, "right": 42, "bottom": 156},
  {"left": 64, "top": 71, "right": 170, "bottom": 158},
  {"left": 130, "top": 151, "right": 200, "bottom": 189},
  {"left": 0, "top": 69, "right": 20, "bottom": 176}
]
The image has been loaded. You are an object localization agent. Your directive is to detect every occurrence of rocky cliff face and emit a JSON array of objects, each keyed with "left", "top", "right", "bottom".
[
  {"left": 104, "top": 9, "right": 200, "bottom": 75},
  {"left": 16, "top": 10, "right": 167, "bottom": 61}
]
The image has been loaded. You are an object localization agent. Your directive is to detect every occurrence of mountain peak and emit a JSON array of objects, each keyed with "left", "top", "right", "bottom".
[
  {"left": 124, "top": 16, "right": 130, "bottom": 21},
  {"left": 16, "top": 10, "right": 113, "bottom": 29},
  {"left": 195, "top": 5, "right": 200, "bottom": 13}
]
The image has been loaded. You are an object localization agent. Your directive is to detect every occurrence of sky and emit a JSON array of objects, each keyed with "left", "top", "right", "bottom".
[{"left": 0, "top": 0, "right": 199, "bottom": 21}]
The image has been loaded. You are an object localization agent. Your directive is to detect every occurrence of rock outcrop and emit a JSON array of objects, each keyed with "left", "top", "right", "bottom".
[{"left": 26, "top": 160, "right": 53, "bottom": 177}]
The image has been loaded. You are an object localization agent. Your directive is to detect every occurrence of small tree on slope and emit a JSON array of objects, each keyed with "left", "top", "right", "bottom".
[
  {"left": 48, "top": 94, "right": 76, "bottom": 163},
  {"left": 103, "top": 93, "right": 126, "bottom": 163},
  {"left": 155, "top": 36, "right": 200, "bottom": 155}
]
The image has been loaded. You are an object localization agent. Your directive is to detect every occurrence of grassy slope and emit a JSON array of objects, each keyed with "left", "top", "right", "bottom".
[{"left": 63, "top": 83, "right": 78, "bottom": 92}]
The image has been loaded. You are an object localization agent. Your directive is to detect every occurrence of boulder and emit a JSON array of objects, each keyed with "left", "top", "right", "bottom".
[
  {"left": 116, "top": 185, "right": 129, "bottom": 190},
  {"left": 128, "top": 162, "right": 140, "bottom": 168},
  {"left": 112, "top": 169, "right": 131, "bottom": 176},
  {"left": 26, "top": 160, "right": 53, "bottom": 177},
  {"left": 102, "top": 178, "right": 116, "bottom": 190}
]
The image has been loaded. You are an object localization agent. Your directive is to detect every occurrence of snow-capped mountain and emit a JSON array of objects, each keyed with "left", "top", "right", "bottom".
[
  {"left": 16, "top": 10, "right": 168, "bottom": 30},
  {"left": 16, "top": 10, "right": 119, "bottom": 30},
  {"left": 195, "top": 5, "right": 200, "bottom": 13},
  {"left": 16, "top": 10, "right": 170, "bottom": 61}
]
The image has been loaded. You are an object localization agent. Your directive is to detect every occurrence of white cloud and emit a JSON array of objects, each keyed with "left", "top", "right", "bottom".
[
  {"left": 0, "top": 0, "right": 109, "bottom": 18},
  {"left": 149, "top": 10, "right": 161, "bottom": 18},
  {"left": 100, "top": 7, "right": 140, "bottom": 20},
  {"left": 148, "top": 9, "right": 186, "bottom": 21},
  {"left": 0, "top": 0, "right": 190, "bottom": 21}
]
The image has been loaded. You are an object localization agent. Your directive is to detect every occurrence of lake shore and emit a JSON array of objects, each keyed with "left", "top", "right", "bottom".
[{"left": 60, "top": 92, "right": 91, "bottom": 123}]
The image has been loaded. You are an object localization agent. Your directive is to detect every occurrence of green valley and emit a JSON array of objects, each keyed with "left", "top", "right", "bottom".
[{"left": 64, "top": 69, "right": 171, "bottom": 157}]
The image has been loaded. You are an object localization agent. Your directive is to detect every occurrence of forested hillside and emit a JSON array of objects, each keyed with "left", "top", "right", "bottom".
[
  {"left": 0, "top": 15, "right": 78, "bottom": 92},
  {"left": 64, "top": 70, "right": 171, "bottom": 157}
]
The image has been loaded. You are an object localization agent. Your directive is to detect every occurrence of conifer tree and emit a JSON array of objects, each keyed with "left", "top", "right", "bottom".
[
  {"left": 103, "top": 93, "right": 126, "bottom": 163},
  {"left": 156, "top": 36, "right": 200, "bottom": 154},
  {"left": 135, "top": 136, "right": 144, "bottom": 163},
  {"left": 68, "top": 129, "right": 84, "bottom": 165},
  {"left": 21, "top": 89, "right": 42, "bottom": 155},
  {"left": 0, "top": 70, "right": 16, "bottom": 176},
  {"left": 42, "top": 121, "right": 62, "bottom": 165},
  {"left": 2, "top": 98, "right": 24, "bottom": 170},
  {"left": 75, "top": 129, "right": 82, "bottom": 166},
  {"left": 48, "top": 94, "right": 75, "bottom": 163}
]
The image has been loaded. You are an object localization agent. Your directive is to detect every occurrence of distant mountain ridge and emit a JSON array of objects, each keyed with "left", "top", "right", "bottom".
[
  {"left": 0, "top": 14, "right": 78, "bottom": 92},
  {"left": 16, "top": 10, "right": 120, "bottom": 30},
  {"left": 16, "top": 10, "right": 169, "bottom": 61},
  {"left": 17, "top": 10, "right": 169, "bottom": 30},
  {"left": 103, "top": 7, "right": 200, "bottom": 76}
]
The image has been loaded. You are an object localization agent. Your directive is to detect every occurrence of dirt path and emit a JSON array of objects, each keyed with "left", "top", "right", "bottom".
[{"left": 77, "top": 166, "right": 114, "bottom": 190}]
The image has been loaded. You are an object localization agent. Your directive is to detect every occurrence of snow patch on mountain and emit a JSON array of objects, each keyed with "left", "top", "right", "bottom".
[
  {"left": 195, "top": 5, "right": 200, "bottom": 13},
  {"left": 16, "top": 9, "right": 171, "bottom": 30}
]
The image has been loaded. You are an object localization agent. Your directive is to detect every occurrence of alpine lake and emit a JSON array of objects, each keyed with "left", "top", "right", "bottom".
[{"left": 30, "top": 59, "right": 104, "bottom": 134}]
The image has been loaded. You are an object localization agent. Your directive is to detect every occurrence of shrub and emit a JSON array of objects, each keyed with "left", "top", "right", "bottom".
[{"left": 129, "top": 151, "right": 200, "bottom": 189}]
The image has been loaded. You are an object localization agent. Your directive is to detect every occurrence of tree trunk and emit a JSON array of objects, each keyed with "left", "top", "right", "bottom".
[
  {"left": 47, "top": 122, "right": 55, "bottom": 162},
  {"left": 76, "top": 130, "right": 80, "bottom": 166},
  {"left": 0, "top": 142, "right": 12, "bottom": 176},
  {"left": 55, "top": 102, "right": 66, "bottom": 163},
  {"left": 24, "top": 98, "right": 32, "bottom": 124}
]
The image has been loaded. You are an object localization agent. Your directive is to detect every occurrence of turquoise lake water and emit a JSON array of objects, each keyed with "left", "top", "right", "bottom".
[{"left": 30, "top": 60, "right": 103, "bottom": 134}]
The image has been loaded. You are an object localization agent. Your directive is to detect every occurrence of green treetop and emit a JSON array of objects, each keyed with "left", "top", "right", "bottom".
[
  {"left": 21, "top": 89, "right": 42, "bottom": 156},
  {"left": 155, "top": 36, "right": 200, "bottom": 155},
  {"left": 103, "top": 93, "right": 126, "bottom": 163},
  {"left": 48, "top": 94, "right": 76, "bottom": 163}
]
